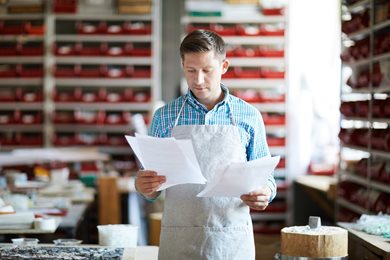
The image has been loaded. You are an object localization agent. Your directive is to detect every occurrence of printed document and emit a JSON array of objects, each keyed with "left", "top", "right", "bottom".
[
  {"left": 197, "top": 156, "right": 280, "bottom": 197},
  {"left": 125, "top": 134, "right": 206, "bottom": 190}
]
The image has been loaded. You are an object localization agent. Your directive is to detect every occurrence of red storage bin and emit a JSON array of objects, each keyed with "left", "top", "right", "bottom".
[
  {"left": 19, "top": 111, "right": 42, "bottom": 124},
  {"left": 0, "top": 89, "right": 15, "bottom": 102},
  {"left": 105, "top": 111, "right": 131, "bottom": 125},
  {"left": 277, "top": 157, "right": 286, "bottom": 168},
  {"left": 76, "top": 21, "right": 106, "bottom": 35},
  {"left": 0, "top": 132, "right": 15, "bottom": 145},
  {"left": 75, "top": 110, "right": 105, "bottom": 124},
  {"left": 0, "top": 21, "right": 25, "bottom": 35},
  {"left": 267, "top": 137, "right": 285, "bottom": 146},
  {"left": 54, "top": 88, "right": 82, "bottom": 102},
  {"left": 225, "top": 46, "right": 236, "bottom": 57},
  {"left": 261, "top": 7, "right": 284, "bottom": 16},
  {"left": 0, "top": 65, "right": 17, "bottom": 78},
  {"left": 20, "top": 43, "right": 44, "bottom": 56},
  {"left": 104, "top": 66, "right": 126, "bottom": 78},
  {"left": 130, "top": 66, "right": 151, "bottom": 78},
  {"left": 79, "top": 65, "right": 101, "bottom": 78},
  {"left": 15, "top": 133, "right": 43, "bottom": 146},
  {"left": 258, "top": 47, "right": 284, "bottom": 57},
  {"left": 132, "top": 90, "right": 151, "bottom": 102},
  {"left": 17, "top": 65, "right": 43, "bottom": 78},
  {"left": 126, "top": 44, "right": 152, "bottom": 57},
  {"left": 54, "top": 65, "right": 77, "bottom": 78},
  {"left": 18, "top": 89, "right": 43, "bottom": 102},
  {"left": 340, "top": 101, "right": 356, "bottom": 117},
  {"left": 77, "top": 133, "right": 101, "bottom": 145},
  {"left": 262, "top": 113, "right": 286, "bottom": 125},
  {"left": 54, "top": 43, "right": 76, "bottom": 56},
  {"left": 106, "top": 45, "right": 124, "bottom": 56},
  {"left": 123, "top": 22, "right": 151, "bottom": 35},
  {"left": 106, "top": 23, "right": 123, "bottom": 35},
  {"left": 53, "top": 132, "right": 77, "bottom": 146},
  {"left": 259, "top": 26, "right": 284, "bottom": 36},
  {"left": 53, "top": 111, "right": 75, "bottom": 124},
  {"left": 75, "top": 42, "right": 104, "bottom": 56},
  {"left": 354, "top": 158, "right": 368, "bottom": 177},
  {"left": 210, "top": 24, "right": 237, "bottom": 36},
  {"left": 25, "top": 22, "right": 45, "bottom": 35},
  {"left": 237, "top": 25, "right": 261, "bottom": 36},
  {"left": 371, "top": 160, "right": 385, "bottom": 181},
  {"left": 53, "top": 0, "right": 77, "bottom": 13},
  {"left": 261, "top": 69, "right": 285, "bottom": 79},
  {"left": 235, "top": 67, "right": 261, "bottom": 78},
  {"left": 105, "top": 89, "right": 128, "bottom": 102},
  {"left": 0, "top": 111, "right": 16, "bottom": 124},
  {"left": 0, "top": 43, "right": 19, "bottom": 56},
  {"left": 107, "top": 133, "right": 128, "bottom": 146},
  {"left": 233, "top": 90, "right": 261, "bottom": 103},
  {"left": 235, "top": 46, "right": 260, "bottom": 57},
  {"left": 222, "top": 67, "right": 236, "bottom": 78}
]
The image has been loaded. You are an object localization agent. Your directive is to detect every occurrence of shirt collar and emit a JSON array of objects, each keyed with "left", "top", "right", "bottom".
[{"left": 186, "top": 83, "right": 230, "bottom": 112}]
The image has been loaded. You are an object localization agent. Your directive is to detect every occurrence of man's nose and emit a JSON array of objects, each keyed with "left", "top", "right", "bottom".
[{"left": 195, "top": 71, "right": 205, "bottom": 85}]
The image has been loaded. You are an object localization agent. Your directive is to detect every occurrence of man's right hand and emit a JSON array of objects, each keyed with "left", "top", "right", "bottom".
[{"left": 135, "top": 170, "right": 166, "bottom": 199}]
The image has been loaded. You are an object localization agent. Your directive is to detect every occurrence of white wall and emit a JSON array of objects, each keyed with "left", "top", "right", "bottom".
[{"left": 287, "top": 0, "right": 341, "bottom": 178}]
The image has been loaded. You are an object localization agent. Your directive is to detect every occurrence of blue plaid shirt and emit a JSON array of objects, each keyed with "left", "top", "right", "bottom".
[{"left": 149, "top": 84, "right": 276, "bottom": 200}]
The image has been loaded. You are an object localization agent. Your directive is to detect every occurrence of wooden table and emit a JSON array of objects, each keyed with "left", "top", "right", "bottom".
[{"left": 338, "top": 222, "right": 390, "bottom": 260}]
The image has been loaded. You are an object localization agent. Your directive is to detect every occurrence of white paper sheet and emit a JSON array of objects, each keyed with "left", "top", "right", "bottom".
[
  {"left": 125, "top": 134, "right": 207, "bottom": 190},
  {"left": 197, "top": 156, "right": 280, "bottom": 197}
]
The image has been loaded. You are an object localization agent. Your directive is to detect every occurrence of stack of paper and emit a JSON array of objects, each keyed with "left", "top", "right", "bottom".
[
  {"left": 125, "top": 134, "right": 207, "bottom": 190},
  {"left": 0, "top": 212, "right": 34, "bottom": 229},
  {"left": 125, "top": 134, "right": 280, "bottom": 197}
]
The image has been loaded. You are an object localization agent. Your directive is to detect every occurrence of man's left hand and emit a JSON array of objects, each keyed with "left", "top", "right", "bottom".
[{"left": 240, "top": 186, "right": 272, "bottom": 211}]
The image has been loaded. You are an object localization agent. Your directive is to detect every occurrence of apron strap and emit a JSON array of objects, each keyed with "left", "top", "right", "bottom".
[
  {"left": 173, "top": 96, "right": 186, "bottom": 128},
  {"left": 173, "top": 94, "right": 237, "bottom": 127}
]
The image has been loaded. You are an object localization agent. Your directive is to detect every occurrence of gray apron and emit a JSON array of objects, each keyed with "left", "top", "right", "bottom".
[{"left": 158, "top": 99, "right": 255, "bottom": 260}]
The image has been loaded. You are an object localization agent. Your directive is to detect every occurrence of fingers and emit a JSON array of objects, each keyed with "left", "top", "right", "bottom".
[
  {"left": 240, "top": 191, "right": 270, "bottom": 211},
  {"left": 136, "top": 170, "right": 166, "bottom": 195}
]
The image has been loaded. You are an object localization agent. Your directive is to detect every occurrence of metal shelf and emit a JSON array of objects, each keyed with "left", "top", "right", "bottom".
[
  {"left": 55, "top": 102, "right": 151, "bottom": 111},
  {"left": 55, "top": 78, "right": 152, "bottom": 87},
  {"left": 345, "top": 0, "right": 370, "bottom": 11},
  {"left": 181, "top": 15, "right": 285, "bottom": 24},
  {"left": 53, "top": 125, "right": 130, "bottom": 133},
  {"left": 55, "top": 35, "right": 152, "bottom": 42},
  {"left": 0, "top": 35, "right": 44, "bottom": 41},
  {"left": 55, "top": 14, "right": 153, "bottom": 21},
  {"left": 340, "top": 170, "right": 390, "bottom": 194},
  {"left": 228, "top": 57, "right": 285, "bottom": 67},
  {"left": 337, "top": 198, "right": 369, "bottom": 215},
  {"left": 55, "top": 57, "right": 152, "bottom": 65},
  {"left": 0, "top": 125, "right": 43, "bottom": 132},
  {"left": 251, "top": 103, "right": 285, "bottom": 113},
  {"left": 373, "top": 19, "right": 390, "bottom": 32},
  {"left": 0, "top": 79, "right": 43, "bottom": 86},
  {"left": 0, "top": 102, "right": 43, "bottom": 110},
  {"left": 0, "top": 57, "right": 44, "bottom": 63},
  {"left": 223, "top": 36, "right": 285, "bottom": 45},
  {"left": 222, "top": 79, "right": 285, "bottom": 88}
]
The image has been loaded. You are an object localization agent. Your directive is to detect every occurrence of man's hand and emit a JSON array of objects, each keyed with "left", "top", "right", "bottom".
[
  {"left": 135, "top": 170, "right": 166, "bottom": 199},
  {"left": 240, "top": 186, "right": 272, "bottom": 211}
]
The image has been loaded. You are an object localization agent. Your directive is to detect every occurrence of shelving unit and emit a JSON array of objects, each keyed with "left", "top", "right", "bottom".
[
  {"left": 338, "top": 0, "right": 390, "bottom": 222},
  {"left": 181, "top": 1, "right": 289, "bottom": 234},
  {"left": 0, "top": 0, "right": 161, "bottom": 174}
]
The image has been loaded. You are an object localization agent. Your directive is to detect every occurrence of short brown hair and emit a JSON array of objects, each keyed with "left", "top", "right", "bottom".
[{"left": 180, "top": 30, "right": 226, "bottom": 61}]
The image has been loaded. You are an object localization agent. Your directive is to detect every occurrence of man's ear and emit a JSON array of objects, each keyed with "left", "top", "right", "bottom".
[{"left": 221, "top": 59, "right": 229, "bottom": 74}]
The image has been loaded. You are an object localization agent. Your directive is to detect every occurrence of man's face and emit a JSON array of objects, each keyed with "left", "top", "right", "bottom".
[{"left": 182, "top": 51, "right": 229, "bottom": 107}]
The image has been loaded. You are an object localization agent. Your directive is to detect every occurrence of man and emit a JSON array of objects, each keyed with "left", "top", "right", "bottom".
[{"left": 135, "top": 29, "right": 276, "bottom": 259}]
